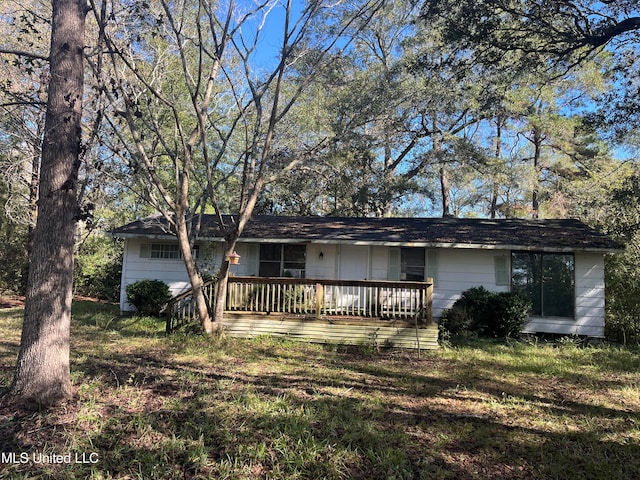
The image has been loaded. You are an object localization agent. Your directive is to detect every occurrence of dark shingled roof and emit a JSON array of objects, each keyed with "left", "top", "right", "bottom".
[{"left": 112, "top": 214, "right": 623, "bottom": 252}]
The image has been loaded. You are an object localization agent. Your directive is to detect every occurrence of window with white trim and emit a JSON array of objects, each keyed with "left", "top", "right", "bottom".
[
  {"left": 389, "top": 248, "right": 437, "bottom": 284},
  {"left": 151, "top": 244, "right": 180, "bottom": 259},
  {"left": 258, "top": 244, "right": 306, "bottom": 277},
  {"left": 140, "top": 243, "right": 199, "bottom": 260},
  {"left": 494, "top": 255, "right": 509, "bottom": 286}
]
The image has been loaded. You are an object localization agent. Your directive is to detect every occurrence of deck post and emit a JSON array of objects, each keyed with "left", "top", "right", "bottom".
[
  {"left": 426, "top": 277, "right": 433, "bottom": 324},
  {"left": 315, "top": 283, "right": 324, "bottom": 319}
]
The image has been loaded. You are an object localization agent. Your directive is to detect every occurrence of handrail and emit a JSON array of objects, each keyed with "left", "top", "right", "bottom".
[
  {"left": 166, "top": 276, "right": 433, "bottom": 333},
  {"left": 165, "top": 278, "right": 216, "bottom": 307},
  {"left": 225, "top": 276, "right": 430, "bottom": 289}
]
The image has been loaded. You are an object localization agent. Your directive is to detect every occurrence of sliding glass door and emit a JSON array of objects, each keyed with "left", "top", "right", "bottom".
[{"left": 511, "top": 252, "right": 575, "bottom": 317}]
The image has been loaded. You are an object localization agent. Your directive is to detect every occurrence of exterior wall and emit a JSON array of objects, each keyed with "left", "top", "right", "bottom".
[
  {"left": 120, "top": 238, "right": 607, "bottom": 337},
  {"left": 337, "top": 244, "right": 369, "bottom": 280},
  {"left": 307, "top": 245, "right": 392, "bottom": 281},
  {"left": 228, "top": 243, "right": 254, "bottom": 277},
  {"left": 432, "top": 249, "right": 509, "bottom": 318},
  {"left": 306, "top": 244, "right": 338, "bottom": 279},
  {"left": 120, "top": 238, "right": 194, "bottom": 311},
  {"left": 521, "top": 253, "right": 606, "bottom": 337},
  {"left": 433, "top": 250, "right": 606, "bottom": 337},
  {"left": 370, "top": 246, "right": 390, "bottom": 280}
]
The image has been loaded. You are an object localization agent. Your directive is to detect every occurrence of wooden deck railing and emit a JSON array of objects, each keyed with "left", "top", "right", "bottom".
[{"left": 166, "top": 276, "right": 433, "bottom": 333}]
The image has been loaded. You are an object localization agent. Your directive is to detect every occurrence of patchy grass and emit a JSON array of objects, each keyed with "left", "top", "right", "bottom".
[{"left": 0, "top": 302, "right": 639, "bottom": 479}]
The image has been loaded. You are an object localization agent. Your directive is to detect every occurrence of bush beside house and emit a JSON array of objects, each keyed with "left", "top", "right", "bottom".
[
  {"left": 440, "top": 286, "right": 532, "bottom": 339},
  {"left": 125, "top": 280, "right": 172, "bottom": 316}
]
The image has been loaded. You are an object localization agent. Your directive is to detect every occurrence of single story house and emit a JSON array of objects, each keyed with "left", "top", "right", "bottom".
[{"left": 112, "top": 214, "right": 622, "bottom": 344}]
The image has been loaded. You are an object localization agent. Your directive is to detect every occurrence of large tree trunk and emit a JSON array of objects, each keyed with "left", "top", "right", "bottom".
[
  {"left": 212, "top": 254, "right": 231, "bottom": 325},
  {"left": 212, "top": 206, "right": 257, "bottom": 326},
  {"left": 27, "top": 142, "right": 41, "bottom": 254},
  {"left": 9, "top": 0, "right": 87, "bottom": 407}
]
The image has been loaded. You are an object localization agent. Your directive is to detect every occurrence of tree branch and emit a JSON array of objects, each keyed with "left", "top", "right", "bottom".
[
  {"left": 584, "top": 17, "right": 640, "bottom": 48},
  {"left": 1, "top": 101, "right": 47, "bottom": 108},
  {"left": 0, "top": 47, "right": 49, "bottom": 62}
]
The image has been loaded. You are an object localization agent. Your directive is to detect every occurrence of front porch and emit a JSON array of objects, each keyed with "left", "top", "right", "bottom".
[{"left": 166, "top": 276, "right": 437, "bottom": 349}]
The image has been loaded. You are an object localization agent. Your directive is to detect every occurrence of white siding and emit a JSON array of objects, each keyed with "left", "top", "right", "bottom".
[
  {"left": 306, "top": 244, "right": 338, "bottom": 279},
  {"left": 370, "top": 246, "right": 389, "bottom": 280},
  {"left": 228, "top": 243, "right": 253, "bottom": 277},
  {"left": 120, "top": 238, "right": 608, "bottom": 337},
  {"left": 338, "top": 245, "right": 369, "bottom": 280},
  {"left": 120, "top": 238, "right": 193, "bottom": 311},
  {"left": 432, "top": 249, "right": 510, "bottom": 318},
  {"left": 522, "top": 253, "right": 606, "bottom": 337}
]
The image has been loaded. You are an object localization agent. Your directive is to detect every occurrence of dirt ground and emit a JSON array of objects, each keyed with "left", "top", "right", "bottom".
[{"left": 0, "top": 295, "right": 105, "bottom": 309}]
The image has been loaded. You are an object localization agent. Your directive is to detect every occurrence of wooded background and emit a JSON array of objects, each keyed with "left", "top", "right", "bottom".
[{"left": 1, "top": 0, "right": 639, "bottom": 344}]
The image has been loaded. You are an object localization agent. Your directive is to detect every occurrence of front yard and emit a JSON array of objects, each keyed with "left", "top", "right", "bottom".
[{"left": 0, "top": 302, "right": 639, "bottom": 479}]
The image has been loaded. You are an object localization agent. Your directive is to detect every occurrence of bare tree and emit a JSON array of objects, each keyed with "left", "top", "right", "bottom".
[
  {"left": 0, "top": 2, "right": 50, "bottom": 252},
  {"left": 90, "top": 0, "right": 384, "bottom": 332}
]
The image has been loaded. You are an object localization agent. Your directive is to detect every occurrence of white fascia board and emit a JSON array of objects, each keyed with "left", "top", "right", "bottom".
[
  {"left": 109, "top": 233, "right": 176, "bottom": 240},
  {"left": 113, "top": 234, "right": 620, "bottom": 254},
  {"left": 229, "top": 237, "right": 620, "bottom": 253}
]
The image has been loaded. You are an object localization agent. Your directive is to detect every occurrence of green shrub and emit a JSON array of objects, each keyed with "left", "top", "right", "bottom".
[
  {"left": 439, "top": 303, "right": 471, "bottom": 337},
  {"left": 489, "top": 291, "right": 532, "bottom": 337},
  {"left": 0, "top": 233, "right": 28, "bottom": 294},
  {"left": 126, "top": 280, "right": 172, "bottom": 316},
  {"left": 74, "top": 235, "right": 123, "bottom": 302},
  {"left": 604, "top": 249, "right": 640, "bottom": 345},
  {"left": 440, "top": 286, "right": 531, "bottom": 339}
]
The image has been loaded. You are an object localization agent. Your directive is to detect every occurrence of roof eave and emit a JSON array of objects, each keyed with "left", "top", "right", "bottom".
[
  {"left": 110, "top": 232, "right": 176, "bottom": 240},
  {"left": 232, "top": 237, "right": 622, "bottom": 252},
  {"left": 111, "top": 232, "right": 623, "bottom": 253}
]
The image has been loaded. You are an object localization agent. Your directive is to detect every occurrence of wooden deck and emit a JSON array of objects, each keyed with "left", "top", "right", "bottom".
[
  {"left": 222, "top": 313, "right": 438, "bottom": 350},
  {"left": 166, "top": 276, "right": 437, "bottom": 350}
]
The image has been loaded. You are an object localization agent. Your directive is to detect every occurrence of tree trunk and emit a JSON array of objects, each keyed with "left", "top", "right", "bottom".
[
  {"left": 532, "top": 125, "right": 542, "bottom": 219},
  {"left": 211, "top": 208, "right": 256, "bottom": 326},
  {"left": 174, "top": 219, "right": 215, "bottom": 334},
  {"left": 9, "top": 0, "right": 87, "bottom": 407},
  {"left": 440, "top": 164, "right": 452, "bottom": 217},
  {"left": 490, "top": 115, "right": 503, "bottom": 219},
  {"left": 213, "top": 257, "right": 230, "bottom": 325},
  {"left": 27, "top": 139, "right": 42, "bottom": 255},
  {"left": 212, "top": 238, "right": 239, "bottom": 326}
]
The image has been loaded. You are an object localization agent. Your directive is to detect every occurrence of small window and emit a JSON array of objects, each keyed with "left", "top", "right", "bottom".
[
  {"left": 494, "top": 256, "right": 509, "bottom": 286},
  {"left": 140, "top": 243, "right": 199, "bottom": 260},
  {"left": 151, "top": 244, "right": 180, "bottom": 259},
  {"left": 390, "top": 248, "right": 437, "bottom": 284}
]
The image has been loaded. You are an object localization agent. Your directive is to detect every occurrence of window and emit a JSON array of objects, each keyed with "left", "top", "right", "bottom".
[
  {"left": 259, "top": 244, "right": 306, "bottom": 277},
  {"left": 151, "top": 244, "right": 180, "bottom": 259},
  {"left": 401, "top": 248, "right": 425, "bottom": 281},
  {"left": 389, "top": 248, "right": 437, "bottom": 284},
  {"left": 140, "top": 243, "right": 199, "bottom": 260},
  {"left": 494, "top": 256, "right": 509, "bottom": 286},
  {"left": 511, "top": 252, "right": 575, "bottom": 317}
]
